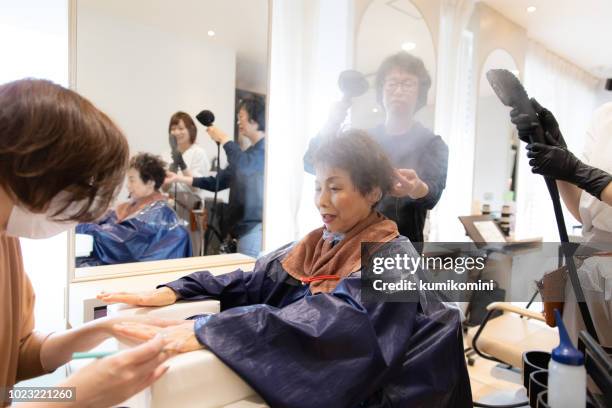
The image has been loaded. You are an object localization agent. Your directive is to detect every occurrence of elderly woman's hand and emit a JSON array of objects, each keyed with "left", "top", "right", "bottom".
[
  {"left": 113, "top": 320, "right": 203, "bottom": 354},
  {"left": 97, "top": 287, "right": 178, "bottom": 307},
  {"left": 100, "top": 315, "right": 185, "bottom": 346}
]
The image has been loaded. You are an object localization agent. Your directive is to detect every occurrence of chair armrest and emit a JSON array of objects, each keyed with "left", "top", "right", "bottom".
[
  {"left": 486, "top": 302, "right": 545, "bottom": 322},
  {"left": 150, "top": 349, "right": 258, "bottom": 408}
]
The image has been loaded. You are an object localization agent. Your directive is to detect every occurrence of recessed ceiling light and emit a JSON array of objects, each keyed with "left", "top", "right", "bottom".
[
  {"left": 207, "top": 30, "right": 216, "bottom": 37},
  {"left": 527, "top": 6, "right": 536, "bottom": 13},
  {"left": 372, "top": 107, "right": 379, "bottom": 113},
  {"left": 401, "top": 42, "right": 416, "bottom": 52}
]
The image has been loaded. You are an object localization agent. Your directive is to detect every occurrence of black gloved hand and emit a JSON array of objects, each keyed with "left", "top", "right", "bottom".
[
  {"left": 527, "top": 143, "right": 612, "bottom": 199},
  {"left": 171, "top": 150, "right": 187, "bottom": 171},
  {"left": 510, "top": 98, "right": 566, "bottom": 147}
]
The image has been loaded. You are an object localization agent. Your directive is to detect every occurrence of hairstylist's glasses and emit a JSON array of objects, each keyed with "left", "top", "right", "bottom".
[{"left": 383, "top": 80, "right": 418, "bottom": 93}]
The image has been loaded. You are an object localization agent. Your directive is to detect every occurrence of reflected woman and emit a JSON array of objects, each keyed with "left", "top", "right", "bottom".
[
  {"left": 99, "top": 131, "right": 471, "bottom": 407},
  {"left": 164, "top": 111, "right": 211, "bottom": 255},
  {"left": 76, "top": 153, "right": 192, "bottom": 266}
]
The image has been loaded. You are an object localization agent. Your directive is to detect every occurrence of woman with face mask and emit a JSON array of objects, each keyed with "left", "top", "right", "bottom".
[{"left": 0, "top": 79, "right": 181, "bottom": 407}]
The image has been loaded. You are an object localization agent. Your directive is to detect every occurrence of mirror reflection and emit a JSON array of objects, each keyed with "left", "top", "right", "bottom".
[
  {"left": 473, "top": 49, "right": 519, "bottom": 236},
  {"left": 73, "top": 0, "right": 269, "bottom": 268},
  {"left": 302, "top": 0, "right": 444, "bottom": 250}
]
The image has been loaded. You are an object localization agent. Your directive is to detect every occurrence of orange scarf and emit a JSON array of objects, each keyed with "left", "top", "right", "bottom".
[
  {"left": 115, "top": 192, "right": 166, "bottom": 222},
  {"left": 282, "top": 211, "right": 398, "bottom": 294}
]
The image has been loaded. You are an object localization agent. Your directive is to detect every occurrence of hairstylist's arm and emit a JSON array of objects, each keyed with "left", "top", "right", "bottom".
[
  {"left": 39, "top": 314, "right": 182, "bottom": 372},
  {"left": 164, "top": 171, "right": 193, "bottom": 187},
  {"left": 555, "top": 181, "right": 583, "bottom": 222},
  {"left": 21, "top": 337, "right": 173, "bottom": 408},
  {"left": 599, "top": 182, "right": 612, "bottom": 206}
]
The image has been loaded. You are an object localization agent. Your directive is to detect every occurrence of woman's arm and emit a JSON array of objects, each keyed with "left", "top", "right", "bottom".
[
  {"left": 557, "top": 180, "right": 583, "bottom": 223},
  {"left": 39, "top": 316, "right": 183, "bottom": 372},
  {"left": 600, "top": 182, "right": 612, "bottom": 207}
]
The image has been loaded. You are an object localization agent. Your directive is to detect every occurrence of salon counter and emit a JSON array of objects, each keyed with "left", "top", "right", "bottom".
[{"left": 68, "top": 254, "right": 256, "bottom": 327}]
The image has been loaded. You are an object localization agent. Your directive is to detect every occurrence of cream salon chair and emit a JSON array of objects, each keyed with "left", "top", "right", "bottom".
[{"left": 105, "top": 300, "right": 267, "bottom": 408}]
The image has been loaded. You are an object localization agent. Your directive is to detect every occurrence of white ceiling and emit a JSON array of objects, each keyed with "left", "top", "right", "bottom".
[
  {"left": 480, "top": 0, "right": 612, "bottom": 79},
  {"left": 80, "top": 0, "right": 269, "bottom": 92}
]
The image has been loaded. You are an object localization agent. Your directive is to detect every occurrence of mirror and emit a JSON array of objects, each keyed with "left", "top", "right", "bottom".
[
  {"left": 71, "top": 0, "right": 270, "bottom": 274},
  {"left": 352, "top": 0, "right": 436, "bottom": 130},
  {"left": 473, "top": 49, "right": 519, "bottom": 235}
]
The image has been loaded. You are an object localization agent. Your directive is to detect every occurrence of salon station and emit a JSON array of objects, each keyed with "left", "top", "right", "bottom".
[{"left": 1, "top": 1, "right": 611, "bottom": 407}]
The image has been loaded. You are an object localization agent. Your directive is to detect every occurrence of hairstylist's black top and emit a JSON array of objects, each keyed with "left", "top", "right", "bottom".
[{"left": 192, "top": 138, "right": 265, "bottom": 238}]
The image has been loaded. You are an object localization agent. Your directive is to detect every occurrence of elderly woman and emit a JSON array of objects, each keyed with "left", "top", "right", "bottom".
[
  {"left": 99, "top": 131, "right": 471, "bottom": 407},
  {"left": 76, "top": 153, "right": 192, "bottom": 266}
]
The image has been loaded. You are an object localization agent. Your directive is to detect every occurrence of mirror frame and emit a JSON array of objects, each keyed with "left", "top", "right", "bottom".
[{"left": 67, "top": 0, "right": 274, "bottom": 282}]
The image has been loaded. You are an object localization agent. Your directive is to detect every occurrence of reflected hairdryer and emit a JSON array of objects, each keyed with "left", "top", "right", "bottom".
[
  {"left": 338, "top": 70, "right": 368, "bottom": 102},
  {"left": 196, "top": 109, "right": 217, "bottom": 146}
]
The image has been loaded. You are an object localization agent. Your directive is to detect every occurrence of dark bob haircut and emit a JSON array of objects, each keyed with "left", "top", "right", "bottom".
[
  {"left": 129, "top": 153, "right": 167, "bottom": 191},
  {"left": 375, "top": 51, "right": 432, "bottom": 112},
  {"left": 238, "top": 96, "right": 266, "bottom": 131},
  {"left": 0, "top": 79, "right": 129, "bottom": 222},
  {"left": 169, "top": 111, "right": 198, "bottom": 144},
  {"left": 312, "top": 130, "right": 394, "bottom": 205}
]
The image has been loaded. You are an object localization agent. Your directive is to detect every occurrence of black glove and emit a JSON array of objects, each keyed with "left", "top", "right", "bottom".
[
  {"left": 171, "top": 150, "right": 187, "bottom": 171},
  {"left": 527, "top": 143, "right": 612, "bottom": 199},
  {"left": 510, "top": 98, "right": 566, "bottom": 147}
]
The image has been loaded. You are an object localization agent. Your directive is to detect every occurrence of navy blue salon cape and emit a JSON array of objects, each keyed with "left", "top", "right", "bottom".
[
  {"left": 162, "top": 238, "right": 471, "bottom": 407},
  {"left": 76, "top": 200, "right": 191, "bottom": 266}
]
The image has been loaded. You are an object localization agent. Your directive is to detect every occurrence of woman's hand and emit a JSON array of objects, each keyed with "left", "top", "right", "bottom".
[
  {"left": 390, "top": 169, "right": 429, "bottom": 199},
  {"left": 206, "top": 126, "right": 231, "bottom": 145},
  {"left": 113, "top": 320, "right": 203, "bottom": 354},
  {"left": 39, "top": 315, "right": 185, "bottom": 372},
  {"left": 99, "top": 315, "right": 185, "bottom": 346},
  {"left": 59, "top": 337, "right": 174, "bottom": 408},
  {"left": 164, "top": 171, "right": 180, "bottom": 185},
  {"left": 97, "top": 287, "right": 178, "bottom": 307}
]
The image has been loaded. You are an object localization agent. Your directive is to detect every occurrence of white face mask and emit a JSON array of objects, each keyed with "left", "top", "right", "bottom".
[{"left": 5, "top": 193, "right": 83, "bottom": 239}]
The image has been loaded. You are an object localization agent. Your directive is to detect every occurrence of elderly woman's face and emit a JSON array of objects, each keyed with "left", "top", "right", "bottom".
[
  {"left": 314, "top": 166, "right": 378, "bottom": 233},
  {"left": 382, "top": 67, "right": 419, "bottom": 118},
  {"left": 170, "top": 119, "right": 191, "bottom": 146},
  {"left": 126, "top": 168, "right": 155, "bottom": 200}
]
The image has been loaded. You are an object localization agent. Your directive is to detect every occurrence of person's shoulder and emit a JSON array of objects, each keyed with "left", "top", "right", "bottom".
[{"left": 411, "top": 122, "right": 445, "bottom": 145}]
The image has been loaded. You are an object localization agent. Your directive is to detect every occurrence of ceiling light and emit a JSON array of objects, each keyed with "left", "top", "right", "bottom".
[
  {"left": 372, "top": 108, "right": 379, "bottom": 113},
  {"left": 527, "top": 6, "right": 536, "bottom": 13},
  {"left": 207, "top": 30, "right": 216, "bottom": 37},
  {"left": 401, "top": 42, "right": 416, "bottom": 52}
]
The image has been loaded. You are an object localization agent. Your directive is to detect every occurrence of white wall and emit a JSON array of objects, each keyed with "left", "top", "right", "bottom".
[
  {"left": 473, "top": 95, "right": 514, "bottom": 213},
  {"left": 595, "top": 80, "right": 612, "bottom": 107},
  {"left": 0, "top": 0, "right": 69, "bottom": 334},
  {"left": 75, "top": 0, "right": 237, "bottom": 185}
]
